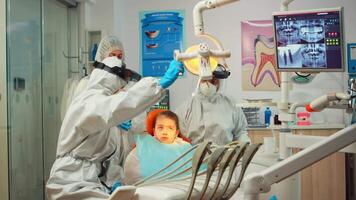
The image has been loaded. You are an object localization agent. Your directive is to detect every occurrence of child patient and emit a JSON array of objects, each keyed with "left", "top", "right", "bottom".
[{"left": 122, "top": 109, "right": 192, "bottom": 185}]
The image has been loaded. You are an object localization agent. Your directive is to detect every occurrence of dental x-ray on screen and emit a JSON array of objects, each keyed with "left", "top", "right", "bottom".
[{"left": 273, "top": 7, "right": 344, "bottom": 72}]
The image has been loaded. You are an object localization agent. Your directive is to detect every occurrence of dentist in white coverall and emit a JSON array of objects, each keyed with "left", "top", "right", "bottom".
[{"left": 46, "top": 35, "right": 184, "bottom": 199}]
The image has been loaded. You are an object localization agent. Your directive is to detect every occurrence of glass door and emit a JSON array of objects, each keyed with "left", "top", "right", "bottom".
[
  {"left": 7, "top": 0, "right": 43, "bottom": 199},
  {"left": 6, "top": 0, "right": 78, "bottom": 199}
]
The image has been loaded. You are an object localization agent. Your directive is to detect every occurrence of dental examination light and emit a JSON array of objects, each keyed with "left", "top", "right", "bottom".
[
  {"left": 175, "top": 43, "right": 230, "bottom": 80},
  {"left": 174, "top": 0, "right": 239, "bottom": 80}
]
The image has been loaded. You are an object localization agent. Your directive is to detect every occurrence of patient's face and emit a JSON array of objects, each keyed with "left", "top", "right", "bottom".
[{"left": 154, "top": 116, "right": 178, "bottom": 144}]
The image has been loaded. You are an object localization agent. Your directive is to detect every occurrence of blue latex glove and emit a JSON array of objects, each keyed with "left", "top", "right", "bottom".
[
  {"left": 118, "top": 120, "right": 132, "bottom": 131},
  {"left": 159, "top": 60, "right": 184, "bottom": 89},
  {"left": 110, "top": 181, "right": 121, "bottom": 194}
]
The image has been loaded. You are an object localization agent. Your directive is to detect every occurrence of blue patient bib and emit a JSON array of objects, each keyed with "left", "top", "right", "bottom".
[{"left": 135, "top": 134, "right": 192, "bottom": 178}]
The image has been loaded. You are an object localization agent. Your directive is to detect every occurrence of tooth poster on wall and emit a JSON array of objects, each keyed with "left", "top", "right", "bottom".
[
  {"left": 241, "top": 20, "right": 281, "bottom": 91},
  {"left": 140, "top": 10, "right": 186, "bottom": 77}
]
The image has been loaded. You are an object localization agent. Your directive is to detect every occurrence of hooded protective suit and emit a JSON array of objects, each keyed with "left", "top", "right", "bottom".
[
  {"left": 175, "top": 82, "right": 249, "bottom": 146},
  {"left": 46, "top": 57, "right": 165, "bottom": 199}
]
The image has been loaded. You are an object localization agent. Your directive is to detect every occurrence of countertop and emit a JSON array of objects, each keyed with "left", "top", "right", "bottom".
[{"left": 247, "top": 123, "right": 345, "bottom": 131}]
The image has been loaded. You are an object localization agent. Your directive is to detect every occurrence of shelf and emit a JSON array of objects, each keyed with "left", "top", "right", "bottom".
[{"left": 86, "top": 30, "right": 102, "bottom": 62}]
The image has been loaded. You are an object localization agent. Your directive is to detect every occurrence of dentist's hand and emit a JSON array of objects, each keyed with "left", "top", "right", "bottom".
[
  {"left": 118, "top": 120, "right": 132, "bottom": 131},
  {"left": 159, "top": 60, "right": 184, "bottom": 89}
]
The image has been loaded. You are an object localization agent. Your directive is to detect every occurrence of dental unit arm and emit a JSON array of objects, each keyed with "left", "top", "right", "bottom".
[
  {"left": 305, "top": 93, "right": 352, "bottom": 112},
  {"left": 242, "top": 93, "right": 356, "bottom": 200},
  {"left": 302, "top": 79, "right": 356, "bottom": 113},
  {"left": 174, "top": 0, "right": 239, "bottom": 80},
  {"left": 193, "top": 0, "right": 240, "bottom": 35},
  {"left": 242, "top": 124, "right": 356, "bottom": 200}
]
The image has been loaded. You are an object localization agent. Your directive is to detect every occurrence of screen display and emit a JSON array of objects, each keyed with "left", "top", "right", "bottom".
[
  {"left": 273, "top": 8, "right": 344, "bottom": 72},
  {"left": 149, "top": 89, "right": 169, "bottom": 110}
]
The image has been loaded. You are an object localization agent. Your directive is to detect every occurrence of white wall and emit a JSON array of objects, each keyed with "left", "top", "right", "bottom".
[
  {"left": 85, "top": 0, "right": 114, "bottom": 35},
  {"left": 90, "top": 0, "right": 356, "bottom": 124}
]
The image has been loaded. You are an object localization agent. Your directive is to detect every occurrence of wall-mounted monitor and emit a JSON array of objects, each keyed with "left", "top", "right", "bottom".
[{"left": 273, "top": 7, "right": 344, "bottom": 72}]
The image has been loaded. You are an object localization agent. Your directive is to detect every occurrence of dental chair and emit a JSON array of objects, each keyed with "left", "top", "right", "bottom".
[{"left": 108, "top": 140, "right": 261, "bottom": 200}]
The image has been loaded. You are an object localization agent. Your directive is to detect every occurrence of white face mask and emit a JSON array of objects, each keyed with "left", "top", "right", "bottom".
[{"left": 199, "top": 82, "right": 217, "bottom": 97}]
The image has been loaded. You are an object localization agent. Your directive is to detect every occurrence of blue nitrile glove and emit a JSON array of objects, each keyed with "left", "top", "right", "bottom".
[
  {"left": 159, "top": 60, "right": 184, "bottom": 89},
  {"left": 118, "top": 120, "right": 132, "bottom": 131},
  {"left": 110, "top": 181, "right": 122, "bottom": 194}
]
